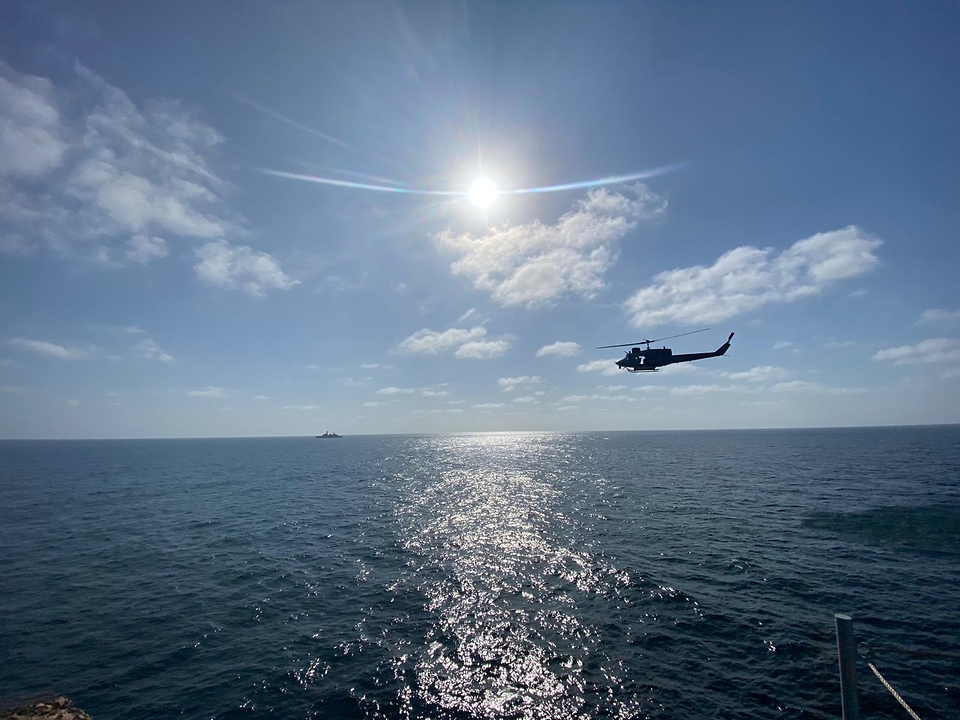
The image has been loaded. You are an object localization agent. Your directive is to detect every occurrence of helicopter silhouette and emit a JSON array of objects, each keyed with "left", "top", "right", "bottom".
[{"left": 597, "top": 328, "right": 734, "bottom": 373}]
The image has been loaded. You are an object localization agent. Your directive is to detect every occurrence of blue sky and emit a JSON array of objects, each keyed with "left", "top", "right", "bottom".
[{"left": 1, "top": 1, "right": 958, "bottom": 438}]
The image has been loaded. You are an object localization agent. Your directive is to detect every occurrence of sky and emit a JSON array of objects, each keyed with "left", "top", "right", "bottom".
[{"left": 1, "top": 1, "right": 959, "bottom": 438}]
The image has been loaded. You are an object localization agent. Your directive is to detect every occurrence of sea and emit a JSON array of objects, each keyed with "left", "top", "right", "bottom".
[{"left": 1, "top": 427, "right": 958, "bottom": 719}]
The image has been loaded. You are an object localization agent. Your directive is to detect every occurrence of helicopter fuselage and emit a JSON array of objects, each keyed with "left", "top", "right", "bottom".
[{"left": 615, "top": 333, "right": 734, "bottom": 372}]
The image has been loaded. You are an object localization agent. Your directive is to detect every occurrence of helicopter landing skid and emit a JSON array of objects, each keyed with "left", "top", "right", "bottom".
[{"left": 627, "top": 367, "right": 657, "bottom": 373}]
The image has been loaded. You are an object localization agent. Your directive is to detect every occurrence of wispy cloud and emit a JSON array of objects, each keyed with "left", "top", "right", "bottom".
[
  {"left": 0, "top": 63, "right": 67, "bottom": 179},
  {"left": 282, "top": 404, "right": 320, "bottom": 410},
  {"left": 720, "top": 366, "right": 790, "bottom": 382},
  {"left": 126, "top": 235, "right": 168, "bottom": 265},
  {"left": 917, "top": 309, "right": 960, "bottom": 326},
  {"left": 439, "top": 185, "right": 665, "bottom": 308},
  {"left": 194, "top": 240, "right": 299, "bottom": 297},
  {"left": 512, "top": 395, "right": 540, "bottom": 404},
  {"left": 135, "top": 338, "right": 174, "bottom": 363},
  {"left": 457, "top": 308, "right": 482, "bottom": 324},
  {"left": 8, "top": 337, "right": 89, "bottom": 360},
  {"left": 773, "top": 341, "right": 795, "bottom": 350},
  {"left": 769, "top": 381, "right": 866, "bottom": 395},
  {"left": 576, "top": 358, "right": 622, "bottom": 377},
  {"left": 561, "top": 393, "right": 635, "bottom": 402},
  {"left": 1, "top": 61, "right": 293, "bottom": 290},
  {"left": 872, "top": 339, "right": 960, "bottom": 365},
  {"left": 376, "top": 386, "right": 416, "bottom": 395},
  {"left": 535, "top": 341, "right": 581, "bottom": 357},
  {"left": 498, "top": 376, "right": 543, "bottom": 392},
  {"left": 624, "top": 226, "right": 881, "bottom": 327},
  {"left": 669, "top": 384, "right": 748, "bottom": 396},
  {"left": 187, "top": 386, "right": 230, "bottom": 398},
  {"left": 472, "top": 402, "right": 506, "bottom": 409},
  {"left": 420, "top": 389, "right": 450, "bottom": 397},
  {"left": 0, "top": 62, "right": 233, "bottom": 263}
]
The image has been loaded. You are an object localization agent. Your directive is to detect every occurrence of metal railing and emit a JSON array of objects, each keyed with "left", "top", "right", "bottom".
[{"left": 835, "top": 613, "right": 929, "bottom": 720}]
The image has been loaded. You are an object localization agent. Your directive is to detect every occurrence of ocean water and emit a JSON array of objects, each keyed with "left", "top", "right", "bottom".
[{"left": 1, "top": 427, "right": 959, "bottom": 719}]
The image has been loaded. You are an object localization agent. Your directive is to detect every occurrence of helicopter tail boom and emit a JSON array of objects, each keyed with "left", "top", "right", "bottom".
[{"left": 663, "top": 332, "right": 735, "bottom": 365}]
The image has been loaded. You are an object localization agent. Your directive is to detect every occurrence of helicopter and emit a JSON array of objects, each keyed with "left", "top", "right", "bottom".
[{"left": 597, "top": 328, "right": 734, "bottom": 373}]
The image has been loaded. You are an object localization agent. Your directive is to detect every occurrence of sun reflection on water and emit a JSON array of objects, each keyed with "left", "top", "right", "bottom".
[{"left": 387, "top": 433, "right": 637, "bottom": 719}]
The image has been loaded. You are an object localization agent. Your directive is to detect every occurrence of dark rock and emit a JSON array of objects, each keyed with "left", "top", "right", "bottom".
[{"left": 0, "top": 697, "right": 92, "bottom": 720}]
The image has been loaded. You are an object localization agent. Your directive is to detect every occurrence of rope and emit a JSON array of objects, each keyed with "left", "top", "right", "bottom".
[{"left": 867, "top": 661, "right": 922, "bottom": 720}]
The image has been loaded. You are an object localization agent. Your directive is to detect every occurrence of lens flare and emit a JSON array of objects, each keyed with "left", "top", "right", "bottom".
[{"left": 259, "top": 163, "right": 685, "bottom": 200}]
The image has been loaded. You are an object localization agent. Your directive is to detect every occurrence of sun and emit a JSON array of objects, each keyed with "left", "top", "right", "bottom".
[{"left": 468, "top": 178, "right": 499, "bottom": 208}]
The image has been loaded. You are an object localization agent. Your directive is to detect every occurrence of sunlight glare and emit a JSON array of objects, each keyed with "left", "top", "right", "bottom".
[{"left": 468, "top": 178, "right": 499, "bottom": 208}]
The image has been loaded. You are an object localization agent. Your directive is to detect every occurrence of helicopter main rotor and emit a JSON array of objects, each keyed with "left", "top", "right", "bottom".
[{"left": 597, "top": 327, "right": 711, "bottom": 350}]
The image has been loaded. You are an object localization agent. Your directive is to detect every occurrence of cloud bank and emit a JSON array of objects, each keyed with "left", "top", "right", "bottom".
[
  {"left": 0, "top": 61, "right": 295, "bottom": 295},
  {"left": 624, "top": 226, "right": 881, "bottom": 327},
  {"left": 439, "top": 185, "right": 665, "bottom": 308}
]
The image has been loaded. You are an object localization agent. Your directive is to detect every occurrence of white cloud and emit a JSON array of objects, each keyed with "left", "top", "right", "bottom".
[
  {"left": 773, "top": 341, "right": 795, "bottom": 350},
  {"left": 657, "top": 362, "right": 699, "bottom": 375},
  {"left": 457, "top": 308, "right": 482, "bottom": 324},
  {"left": 135, "top": 338, "right": 174, "bottom": 363},
  {"left": 282, "top": 404, "right": 319, "bottom": 410},
  {"left": 556, "top": 405, "right": 581, "bottom": 411},
  {"left": 254, "top": 395, "right": 270, "bottom": 400},
  {"left": 397, "top": 326, "right": 486, "bottom": 354},
  {"left": 1, "top": 62, "right": 245, "bottom": 265},
  {"left": 598, "top": 385, "right": 627, "bottom": 392},
  {"left": 455, "top": 339, "right": 510, "bottom": 359},
  {"left": 67, "top": 399, "right": 81, "bottom": 407},
  {"left": 498, "top": 376, "right": 542, "bottom": 392},
  {"left": 420, "top": 389, "right": 449, "bottom": 397},
  {"left": 917, "top": 309, "right": 960, "bottom": 326},
  {"left": 576, "top": 358, "right": 622, "bottom": 377},
  {"left": 769, "top": 381, "right": 866, "bottom": 395},
  {"left": 624, "top": 226, "right": 882, "bottom": 327},
  {"left": 187, "top": 386, "right": 229, "bottom": 398},
  {"left": 194, "top": 240, "right": 298, "bottom": 297},
  {"left": 439, "top": 185, "right": 665, "bottom": 308},
  {"left": 396, "top": 325, "right": 510, "bottom": 360},
  {"left": 8, "top": 337, "right": 88, "bottom": 360},
  {"left": 376, "top": 386, "right": 416, "bottom": 395},
  {"left": 536, "top": 341, "right": 581, "bottom": 357},
  {"left": 363, "top": 401, "right": 384, "bottom": 407},
  {"left": 513, "top": 395, "right": 540, "bottom": 404},
  {"left": 561, "top": 393, "right": 635, "bottom": 403},
  {"left": 825, "top": 340, "right": 856, "bottom": 349},
  {"left": 126, "top": 235, "right": 168, "bottom": 264},
  {"left": 872, "top": 339, "right": 960, "bottom": 365},
  {"left": 0, "top": 64, "right": 67, "bottom": 179},
  {"left": 340, "top": 377, "right": 372, "bottom": 387},
  {"left": 472, "top": 402, "right": 506, "bottom": 409},
  {"left": 720, "top": 366, "right": 790, "bottom": 382},
  {"left": 361, "top": 363, "right": 394, "bottom": 370},
  {"left": 669, "top": 384, "right": 748, "bottom": 396}
]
